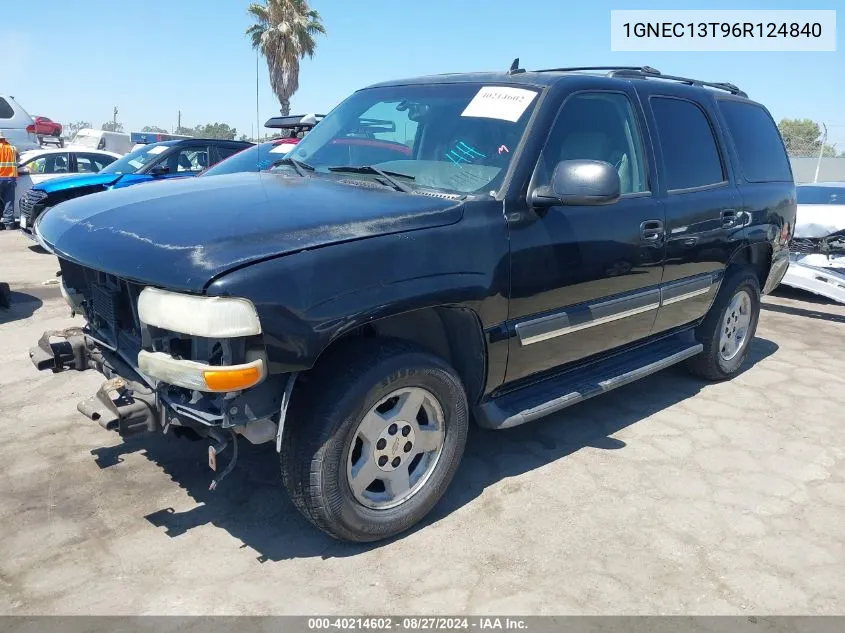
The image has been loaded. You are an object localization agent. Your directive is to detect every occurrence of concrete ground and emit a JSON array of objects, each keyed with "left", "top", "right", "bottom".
[{"left": 1, "top": 229, "right": 844, "bottom": 616}]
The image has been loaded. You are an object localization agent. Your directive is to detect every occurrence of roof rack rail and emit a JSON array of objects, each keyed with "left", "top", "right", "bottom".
[
  {"left": 530, "top": 65, "right": 747, "bottom": 98},
  {"left": 533, "top": 65, "right": 662, "bottom": 75},
  {"left": 608, "top": 68, "right": 747, "bottom": 97}
]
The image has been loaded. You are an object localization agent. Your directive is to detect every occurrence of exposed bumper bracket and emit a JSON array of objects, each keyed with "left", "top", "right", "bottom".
[
  {"left": 29, "top": 327, "right": 88, "bottom": 372},
  {"left": 76, "top": 377, "right": 159, "bottom": 437}
]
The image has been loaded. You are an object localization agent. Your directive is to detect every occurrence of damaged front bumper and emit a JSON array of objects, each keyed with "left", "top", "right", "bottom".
[
  {"left": 29, "top": 326, "right": 294, "bottom": 489},
  {"left": 781, "top": 230, "right": 845, "bottom": 304},
  {"left": 30, "top": 327, "right": 160, "bottom": 436}
]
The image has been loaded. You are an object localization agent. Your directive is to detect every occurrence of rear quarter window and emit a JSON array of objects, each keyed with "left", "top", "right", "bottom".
[
  {"left": 0, "top": 98, "right": 14, "bottom": 119},
  {"left": 719, "top": 100, "right": 792, "bottom": 183}
]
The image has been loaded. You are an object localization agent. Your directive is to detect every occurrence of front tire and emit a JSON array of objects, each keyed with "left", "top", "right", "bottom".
[
  {"left": 686, "top": 268, "right": 761, "bottom": 381},
  {"left": 281, "top": 339, "right": 469, "bottom": 542}
]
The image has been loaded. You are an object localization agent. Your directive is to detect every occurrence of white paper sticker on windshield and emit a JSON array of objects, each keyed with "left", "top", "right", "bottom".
[
  {"left": 148, "top": 145, "right": 168, "bottom": 154},
  {"left": 270, "top": 143, "right": 296, "bottom": 153},
  {"left": 461, "top": 86, "right": 537, "bottom": 122}
]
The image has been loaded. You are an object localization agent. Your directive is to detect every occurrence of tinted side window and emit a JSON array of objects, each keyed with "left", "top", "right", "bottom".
[
  {"left": 24, "top": 153, "right": 70, "bottom": 173},
  {"left": 541, "top": 92, "right": 648, "bottom": 194},
  {"left": 651, "top": 97, "right": 724, "bottom": 191},
  {"left": 0, "top": 98, "right": 14, "bottom": 119},
  {"left": 719, "top": 100, "right": 792, "bottom": 183},
  {"left": 76, "top": 153, "right": 116, "bottom": 173},
  {"left": 210, "top": 145, "right": 246, "bottom": 165}
]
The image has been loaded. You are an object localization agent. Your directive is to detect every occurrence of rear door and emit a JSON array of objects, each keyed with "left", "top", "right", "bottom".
[
  {"left": 715, "top": 98, "right": 795, "bottom": 293},
  {"left": 505, "top": 88, "right": 666, "bottom": 383},
  {"left": 644, "top": 92, "right": 741, "bottom": 333}
]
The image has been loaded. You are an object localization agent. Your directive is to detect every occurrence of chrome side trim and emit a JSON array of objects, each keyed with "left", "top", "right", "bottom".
[
  {"left": 515, "top": 272, "right": 720, "bottom": 347},
  {"left": 659, "top": 273, "right": 716, "bottom": 307},
  {"left": 660, "top": 285, "right": 711, "bottom": 306},
  {"left": 516, "top": 289, "right": 660, "bottom": 346}
]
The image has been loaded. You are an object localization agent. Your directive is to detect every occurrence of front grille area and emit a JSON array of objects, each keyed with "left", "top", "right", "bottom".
[
  {"left": 791, "top": 232, "right": 845, "bottom": 255},
  {"left": 59, "top": 259, "right": 142, "bottom": 352},
  {"left": 19, "top": 188, "right": 48, "bottom": 221}
]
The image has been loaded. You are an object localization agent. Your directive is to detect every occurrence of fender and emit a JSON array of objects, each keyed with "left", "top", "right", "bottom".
[{"left": 207, "top": 204, "right": 511, "bottom": 376}]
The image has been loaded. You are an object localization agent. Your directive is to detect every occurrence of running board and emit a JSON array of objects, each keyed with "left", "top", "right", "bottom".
[
  {"left": 780, "top": 262, "right": 845, "bottom": 305},
  {"left": 476, "top": 337, "right": 703, "bottom": 429}
]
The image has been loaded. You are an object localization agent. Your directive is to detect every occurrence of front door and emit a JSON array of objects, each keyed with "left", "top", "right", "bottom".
[{"left": 505, "top": 89, "right": 665, "bottom": 384}]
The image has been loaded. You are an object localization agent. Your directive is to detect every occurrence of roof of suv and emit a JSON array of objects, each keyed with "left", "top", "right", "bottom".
[{"left": 366, "top": 65, "right": 749, "bottom": 100}]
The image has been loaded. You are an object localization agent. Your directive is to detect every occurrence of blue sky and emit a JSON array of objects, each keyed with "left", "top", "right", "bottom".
[{"left": 4, "top": 0, "right": 843, "bottom": 146}]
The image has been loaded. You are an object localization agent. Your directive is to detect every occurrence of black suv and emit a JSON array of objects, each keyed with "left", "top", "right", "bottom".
[{"left": 30, "top": 65, "right": 795, "bottom": 542}]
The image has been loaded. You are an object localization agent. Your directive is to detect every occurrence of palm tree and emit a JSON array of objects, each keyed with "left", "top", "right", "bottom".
[{"left": 246, "top": 0, "right": 326, "bottom": 116}]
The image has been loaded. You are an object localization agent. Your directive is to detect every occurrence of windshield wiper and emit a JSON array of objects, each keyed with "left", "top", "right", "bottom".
[
  {"left": 327, "top": 165, "right": 415, "bottom": 193},
  {"left": 273, "top": 157, "right": 315, "bottom": 177}
]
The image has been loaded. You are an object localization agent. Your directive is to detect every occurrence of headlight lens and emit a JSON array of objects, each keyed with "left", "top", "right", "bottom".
[{"left": 137, "top": 287, "right": 261, "bottom": 337}]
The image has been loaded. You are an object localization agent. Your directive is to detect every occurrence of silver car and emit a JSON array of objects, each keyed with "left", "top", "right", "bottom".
[{"left": 0, "top": 94, "right": 40, "bottom": 153}]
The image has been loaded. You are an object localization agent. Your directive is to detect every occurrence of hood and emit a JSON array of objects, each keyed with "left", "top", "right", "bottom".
[
  {"left": 38, "top": 172, "right": 121, "bottom": 194},
  {"left": 38, "top": 172, "right": 463, "bottom": 293}
]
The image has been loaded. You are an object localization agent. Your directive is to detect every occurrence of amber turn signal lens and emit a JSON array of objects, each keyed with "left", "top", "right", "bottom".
[{"left": 203, "top": 365, "right": 262, "bottom": 392}]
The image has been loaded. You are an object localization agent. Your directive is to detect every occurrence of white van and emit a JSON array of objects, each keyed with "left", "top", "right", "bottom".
[{"left": 67, "top": 128, "right": 132, "bottom": 155}]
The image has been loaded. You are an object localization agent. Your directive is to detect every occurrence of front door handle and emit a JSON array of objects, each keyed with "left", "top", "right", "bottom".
[
  {"left": 721, "top": 209, "right": 737, "bottom": 227},
  {"left": 640, "top": 219, "right": 664, "bottom": 242}
]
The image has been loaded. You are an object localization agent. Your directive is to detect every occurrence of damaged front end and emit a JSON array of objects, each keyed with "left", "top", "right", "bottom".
[
  {"left": 782, "top": 229, "right": 845, "bottom": 304},
  {"left": 30, "top": 259, "right": 295, "bottom": 489}
]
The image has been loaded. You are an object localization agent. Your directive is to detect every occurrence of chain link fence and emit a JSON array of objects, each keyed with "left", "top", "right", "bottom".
[{"left": 784, "top": 138, "right": 845, "bottom": 184}]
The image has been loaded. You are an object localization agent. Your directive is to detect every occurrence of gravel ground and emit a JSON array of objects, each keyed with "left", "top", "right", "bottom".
[{"left": 1, "top": 230, "right": 844, "bottom": 615}]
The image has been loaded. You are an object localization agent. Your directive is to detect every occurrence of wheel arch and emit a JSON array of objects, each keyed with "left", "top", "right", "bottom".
[
  {"left": 302, "top": 305, "right": 488, "bottom": 407},
  {"left": 727, "top": 241, "right": 773, "bottom": 291}
]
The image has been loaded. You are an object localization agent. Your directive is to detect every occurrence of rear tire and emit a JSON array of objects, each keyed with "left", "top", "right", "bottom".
[
  {"left": 686, "top": 268, "right": 761, "bottom": 381},
  {"left": 281, "top": 338, "right": 469, "bottom": 542}
]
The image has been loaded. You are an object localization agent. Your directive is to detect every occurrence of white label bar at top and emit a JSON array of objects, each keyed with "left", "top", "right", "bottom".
[{"left": 610, "top": 10, "right": 836, "bottom": 52}]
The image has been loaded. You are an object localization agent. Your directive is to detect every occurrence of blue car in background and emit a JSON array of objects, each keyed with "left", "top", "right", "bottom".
[{"left": 19, "top": 138, "right": 251, "bottom": 236}]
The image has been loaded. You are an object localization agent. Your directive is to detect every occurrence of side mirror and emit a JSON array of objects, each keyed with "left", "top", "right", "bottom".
[
  {"left": 531, "top": 159, "right": 621, "bottom": 208},
  {"left": 17, "top": 166, "right": 30, "bottom": 176},
  {"left": 150, "top": 165, "right": 170, "bottom": 176}
]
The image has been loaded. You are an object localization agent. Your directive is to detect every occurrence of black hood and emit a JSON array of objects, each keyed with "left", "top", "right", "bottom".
[{"left": 38, "top": 172, "right": 463, "bottom": 293}]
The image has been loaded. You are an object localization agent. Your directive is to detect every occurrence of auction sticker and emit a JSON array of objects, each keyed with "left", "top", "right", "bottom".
[{"left": 461, "top": 87, "right": 537, "bottom": 122}]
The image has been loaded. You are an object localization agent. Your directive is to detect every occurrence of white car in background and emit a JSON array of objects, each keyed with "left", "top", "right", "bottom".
[
  {"left": 13, "top": 148, "right": 121, "bottom": 223},
  {"left": 781, "top": 182, "right": 845, "bottom": 304}
]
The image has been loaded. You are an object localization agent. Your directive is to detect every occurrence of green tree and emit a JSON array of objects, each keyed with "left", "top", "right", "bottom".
[
  {"left": 64, "top": 121, "right": 92, "bottom": 139},
  {"left": 192, "top": 122, "right": 238, "bottom": 140},
  {"left": 141, "top": 125, "right": 168, "bottom": 133},
  {"left": 175, "top": 126, "right": 195, "bottom": 137},
  {"left": 246, "top": 0, "right": 326, "bottom": 116},
  {"left": 777, "top": 118, "right": 836, "bottom": 157},
  {"left": 101, "top": 121, "right": 124, "bottom": 133}
]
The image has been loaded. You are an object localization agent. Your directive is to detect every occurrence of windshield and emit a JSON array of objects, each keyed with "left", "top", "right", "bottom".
[
  {"left": 100, "top": 142, "right": 171, "bottom": 175},
  {"left": 280, "top": 83, "right": 540, "bottom": 195},
  {"left": 201, "top": 142, "right": 290, "bottom": 177},
  {"left": 797, "top": 186, "right": 845, "bottom": 205}
]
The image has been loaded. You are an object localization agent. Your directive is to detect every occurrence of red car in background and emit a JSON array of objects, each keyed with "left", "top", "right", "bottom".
[{"left": 29, "top": 116, "right": 62, "bottom": 138}]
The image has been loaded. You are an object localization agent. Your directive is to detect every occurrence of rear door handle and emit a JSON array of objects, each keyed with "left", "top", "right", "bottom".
[
  {"left": 721, "top": 209, "right": 737, "bottom": 227},
  {"left": 640, "top": 219, "right": 664, "bottom": 242}
]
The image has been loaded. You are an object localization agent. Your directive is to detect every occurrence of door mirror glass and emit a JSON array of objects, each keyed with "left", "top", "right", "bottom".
[
  {"left": 17, "top": 166, "right": 30, "bottom": 176},
  {"left": 532, "top": 159, "right": 621, "bottom": 207},
  {"left": 150, "top": 164, "right": 170, "bottom": 176}
]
